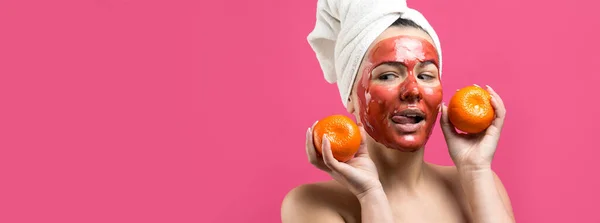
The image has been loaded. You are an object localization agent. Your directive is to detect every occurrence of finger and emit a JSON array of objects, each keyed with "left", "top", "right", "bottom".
[
  {"left": 311, "top": 120, "right": 319, "bottom": 129},
  {"left": 321, "top": 135, "right": 346, "bottom": 171},
  {"left": 439, "top": 104, "right": 459, "bottom": 139},
  {"left": 310, "top": 120, "right": 323, "bottom": 158},
  {"left": 486, "top": 85, "right": 506, "bottom": 119},
  {"left": 484, "top": 97, "right": 505, "bottom": 137},
  {"left": 485, "top": 85, "right": 506, "bottom": 133},
  {"left": 354, "top": 123, "right": 369, "bottom": 158},
  {"left": 305, "top": 127, "right": 329, "bottom": 171}
]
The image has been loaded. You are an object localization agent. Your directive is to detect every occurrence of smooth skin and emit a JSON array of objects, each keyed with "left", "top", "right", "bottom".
[{"left": 281, "top": 26, "right": 515, "bottom": 223}]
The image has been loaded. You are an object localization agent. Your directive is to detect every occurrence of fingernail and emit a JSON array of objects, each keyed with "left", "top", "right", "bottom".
[
  {"left": 474, "top": 84, "right": 480, "bottom": 88},
  {"left": 486, "top": 85, "right": 492, "bottom": 90}
]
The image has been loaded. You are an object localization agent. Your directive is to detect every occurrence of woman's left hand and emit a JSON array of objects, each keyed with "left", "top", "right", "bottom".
[{"left": 439, "top": 85, "right": 507, "bottom": 171}]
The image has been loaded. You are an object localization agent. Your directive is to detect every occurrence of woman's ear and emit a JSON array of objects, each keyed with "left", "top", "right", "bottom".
[{"left": 346, "top": 96, "right": 356, "bottom": 114}]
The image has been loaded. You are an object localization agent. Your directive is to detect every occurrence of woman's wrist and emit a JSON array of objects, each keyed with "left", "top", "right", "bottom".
[
  {"left": 457, "top": 163, "right": 492, "bottom": 175},
  {"left": 356, "top": 186, "right": 387, "bottom": 204}
]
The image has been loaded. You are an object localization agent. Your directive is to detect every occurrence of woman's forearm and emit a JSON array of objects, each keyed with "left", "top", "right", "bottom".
[
  {"left": 357, "top": 188, "right": 395, "bottom": 223},
  {"left": 458, "top": 166, "right": 514, "bottom": 223}
]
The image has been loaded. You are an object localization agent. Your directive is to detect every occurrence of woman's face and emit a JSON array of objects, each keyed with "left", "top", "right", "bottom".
[{"left": 350, "top": 27, "right": 442, "bottom": 152}]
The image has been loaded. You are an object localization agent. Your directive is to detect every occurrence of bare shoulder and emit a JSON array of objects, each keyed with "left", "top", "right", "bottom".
[
  {"left": 426, "top": 163, "right": 457, "bottom": 177},
  {"left": 424, "top": 163, "right": 462, "bottom": 190},
  {"left": 281, "top": 180, "right": 359, "bottom": 223}
]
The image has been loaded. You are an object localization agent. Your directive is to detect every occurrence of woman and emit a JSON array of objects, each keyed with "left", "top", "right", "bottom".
[{"left": 281, "top": 1, "right": 515, "bottom": 223}]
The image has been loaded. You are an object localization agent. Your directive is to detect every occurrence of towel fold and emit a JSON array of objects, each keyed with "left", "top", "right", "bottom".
[{"left": 307, "top": 0, "right": 442, "bottom": 108}]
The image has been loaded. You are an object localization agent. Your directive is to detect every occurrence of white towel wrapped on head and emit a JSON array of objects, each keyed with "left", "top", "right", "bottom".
[{"left": 307, "top": 0, "right": 442, "bottom": 108}]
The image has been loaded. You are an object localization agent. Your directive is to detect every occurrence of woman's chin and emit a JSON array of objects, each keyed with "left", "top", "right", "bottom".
[
  {"left": 392, "top": 145, "right": 423, "bottom": 153},
  {"left": 387, "top": 135, "right": 426, "bottom": 152},
  {"left": 365, "top": 128, "right": 428, "bottom": 152}
]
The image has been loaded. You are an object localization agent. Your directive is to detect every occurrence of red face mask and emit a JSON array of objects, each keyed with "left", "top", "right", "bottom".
[{"left": 356, "top": 35, "right": 442, "bottom": 152}]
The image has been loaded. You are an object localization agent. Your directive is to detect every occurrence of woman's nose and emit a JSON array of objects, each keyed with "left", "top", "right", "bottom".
[{"left": 400, "top": 78, "right": 421, "bottom": 102}]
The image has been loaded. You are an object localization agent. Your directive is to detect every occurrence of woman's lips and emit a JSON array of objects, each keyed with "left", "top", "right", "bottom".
[{"left": 391, "top": 109, "right": 426, "bottom": 133}]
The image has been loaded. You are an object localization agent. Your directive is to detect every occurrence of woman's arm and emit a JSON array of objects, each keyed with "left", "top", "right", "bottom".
[
  {"left": 458, "top": 166, "right": 515, "bottom": 223},
  {"left": 440, "top": 85, "right": 515, "bottom": 223},
  {"left": 357, "top": 188, "right": 395, "bottom": 223}
]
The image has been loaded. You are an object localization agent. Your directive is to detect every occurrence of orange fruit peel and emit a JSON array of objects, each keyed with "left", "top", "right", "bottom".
[
  {"left": 312, "top": 115, "right": 362, "bottom": 162},
  {"left": 447, "top": 85, "right": 495, "bottom": 134}
]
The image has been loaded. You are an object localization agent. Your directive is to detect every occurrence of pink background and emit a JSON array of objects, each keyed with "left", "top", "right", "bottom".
[{"left": 1, "top": 0, "right": 599, "bottom": 222}]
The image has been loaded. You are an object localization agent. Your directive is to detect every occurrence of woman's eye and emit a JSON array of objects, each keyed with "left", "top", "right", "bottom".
[
  {"left": 378, "top": 73, "right": 396, "bottom": 81},
  {"left": 418, "top": 73, "right": 435, "bottom": 80}
]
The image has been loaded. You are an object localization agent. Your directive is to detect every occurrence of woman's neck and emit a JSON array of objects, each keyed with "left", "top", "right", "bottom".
[{"left": 367, "top": 140, "right": 427, "bottom": 194}]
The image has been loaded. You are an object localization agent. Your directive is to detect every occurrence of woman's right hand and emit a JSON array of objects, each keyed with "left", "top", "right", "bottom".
[{"left": 306, "top": 121, "right": 382, "bottom": 199}]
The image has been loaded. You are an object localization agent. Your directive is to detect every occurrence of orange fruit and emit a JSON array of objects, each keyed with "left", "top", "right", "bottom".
[
  {"left": 448, "top": 85, "right": 495, "bottom": 134},
  {"left": 312, "top": 115, "right": 362, "bottom": 162}
]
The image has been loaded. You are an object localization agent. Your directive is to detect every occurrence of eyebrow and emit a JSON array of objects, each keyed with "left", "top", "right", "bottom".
[
  {"left": 418, "top": 60, "right": 438, "bottom": 67},
  {"left": 379, "top": 61, "right": 405, "bottom": 67},
  {"left": 378, "top": 60, "right": 438, "bottom": 68}
]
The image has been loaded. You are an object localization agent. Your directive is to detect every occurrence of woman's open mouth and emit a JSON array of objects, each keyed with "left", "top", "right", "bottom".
[{"left": 391, "top": 109, "right": 426, "bottom": 133}]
